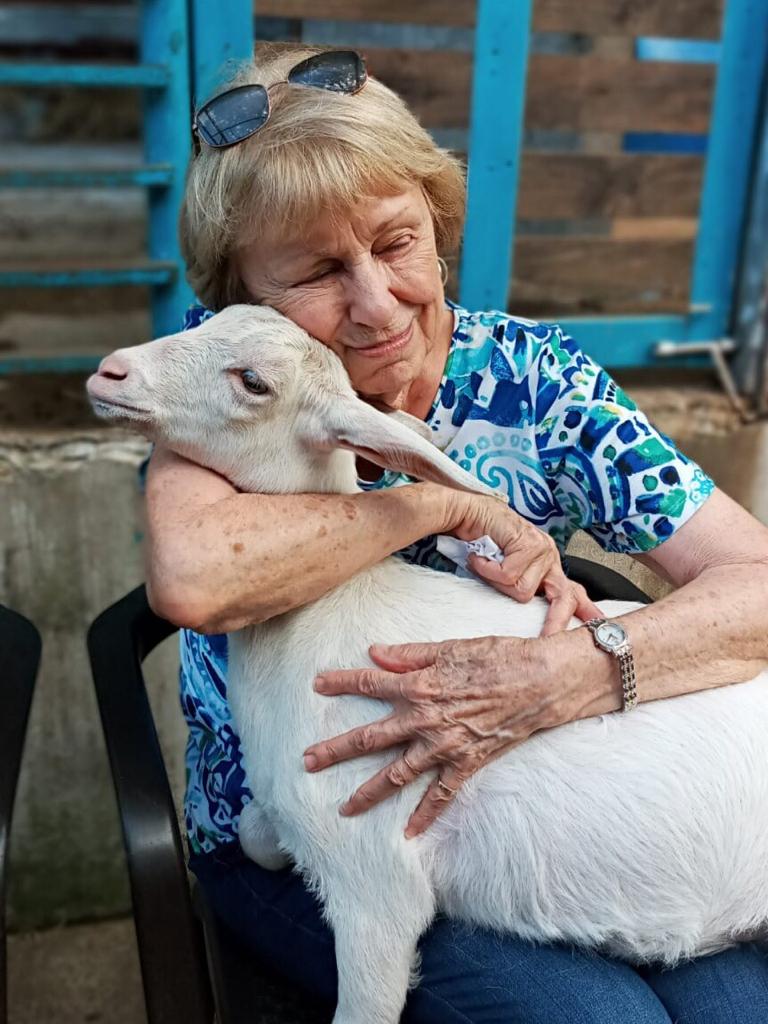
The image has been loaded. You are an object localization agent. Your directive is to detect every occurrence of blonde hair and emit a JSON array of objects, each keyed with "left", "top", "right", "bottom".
[{"left": 180, "top": 45, "right": 466, "bottom": 310}]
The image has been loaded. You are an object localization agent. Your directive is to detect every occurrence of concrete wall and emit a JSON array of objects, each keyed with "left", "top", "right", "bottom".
[{"left": 1, "top": 427, "right": 186, "bottom": 929}]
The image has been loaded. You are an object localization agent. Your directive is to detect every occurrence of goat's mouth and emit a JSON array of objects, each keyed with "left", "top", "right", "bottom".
[
  {"left": 86, "top": 382, "right": 151, "bottom": 424},
  {"left": 89, "top": 397, "right": 150, "bottom": 420}
]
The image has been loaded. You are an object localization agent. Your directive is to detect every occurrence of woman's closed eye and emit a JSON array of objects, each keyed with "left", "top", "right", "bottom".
[
  {"left": 293, "top": 262, "right": 341, "bottom": 286},
  {"left": 290, "top": 235, "right": 415, "bottom": 287},
  {"left": 376, "top": 234, "right": 415, "bottom": 257}
]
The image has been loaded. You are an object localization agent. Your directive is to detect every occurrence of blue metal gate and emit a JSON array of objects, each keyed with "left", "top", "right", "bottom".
[
  {"left": 0, "top": 0, "right": 194, "bottom": 371},
  {"left": 1, "top": 0, "right": 766, "bottom": 373},
  {"left": 461, "top": 0, "right": 768, "bottom": 368}
]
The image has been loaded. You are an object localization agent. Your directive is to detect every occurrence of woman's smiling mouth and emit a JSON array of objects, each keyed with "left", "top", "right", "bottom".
[{"left": 353, "top": 322, "right": 414, "bottom": 359}]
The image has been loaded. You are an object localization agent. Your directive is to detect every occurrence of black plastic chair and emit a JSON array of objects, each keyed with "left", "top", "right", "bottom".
[
  {"left": 87, "top": 561, "right": 650, "bottom": 1024},
  {"left": 564, "top": 554, "right": 652, "bottom": 605},
  {"left": 87, "top": 585, "right": 331, "bottom": 1024},
  {"left": 0, "top": 606, "right": 41, "bottom": 1024}
]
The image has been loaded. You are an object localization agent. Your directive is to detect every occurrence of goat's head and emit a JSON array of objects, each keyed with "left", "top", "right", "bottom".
[{"left": 86, "top": 304, "right": 494, "bottom": 498}]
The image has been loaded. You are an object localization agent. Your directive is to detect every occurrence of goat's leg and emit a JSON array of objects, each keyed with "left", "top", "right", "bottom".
[
  {"left": 323, "top": 860, "right": 435, "bottom": 1024},
  {"left": 238, "top": 800, "right": 290, "bottom": 870}
]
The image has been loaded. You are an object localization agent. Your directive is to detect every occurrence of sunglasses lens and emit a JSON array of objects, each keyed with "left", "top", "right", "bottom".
[
  {"left": 195, "top": 85, "right": 269, "bottom": 147},
  {"left": 288, "top": 50, "right": 367, "bottom": 93}
]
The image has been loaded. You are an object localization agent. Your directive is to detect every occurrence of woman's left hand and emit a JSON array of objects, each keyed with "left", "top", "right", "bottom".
[{"left": 304, "top": 635, "right": 595, "bottom": 837}]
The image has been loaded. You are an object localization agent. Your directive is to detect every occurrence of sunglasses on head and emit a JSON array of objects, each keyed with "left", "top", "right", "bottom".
[{"left": 192, "top": 49, "right": 368, "bottom": 151}]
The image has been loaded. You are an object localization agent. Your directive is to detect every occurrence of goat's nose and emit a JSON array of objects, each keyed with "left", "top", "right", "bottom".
[{"left": 96, "top": 352, "right": 131, "bottom": 381}]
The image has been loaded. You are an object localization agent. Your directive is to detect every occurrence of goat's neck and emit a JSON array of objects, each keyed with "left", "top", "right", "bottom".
[
  {"left": 222, "top": 446, "right": 361, "bottom": 495},
  {"left": 306, "top": 448, "right": 361, "bottom": 494}
]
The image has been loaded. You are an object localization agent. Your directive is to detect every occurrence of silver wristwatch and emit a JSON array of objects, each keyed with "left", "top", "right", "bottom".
[{"left": 583, "top": 618, "right": 637, "bottom": 712}]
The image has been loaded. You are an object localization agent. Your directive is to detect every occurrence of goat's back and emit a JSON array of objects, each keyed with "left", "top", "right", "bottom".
[{"left": 229, "top": 557, "right": 768, "bottom": 964}]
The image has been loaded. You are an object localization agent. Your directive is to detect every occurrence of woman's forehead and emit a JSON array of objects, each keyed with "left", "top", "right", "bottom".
[{"left": 253, "top": 187, "right": 429, "bottom": 258}]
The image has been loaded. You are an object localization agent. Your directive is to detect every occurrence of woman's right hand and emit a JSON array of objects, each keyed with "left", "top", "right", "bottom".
[{"left": 442, "top": 489, "right": 602, "bottom": 636}]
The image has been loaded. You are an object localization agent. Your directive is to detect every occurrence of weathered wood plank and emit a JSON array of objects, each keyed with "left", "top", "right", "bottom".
[
  {"left": 511, "top": 238, "right": 693, "bottom": 315},
  {"left": 518, "top": 154, "right": 704, "bottom": 220},
  {"left": 255, "top": 0, "right": 476, "bottom": 28},
  {"left": 364, "top": 50, "right": 714, "bottom": 133},
  {"left": 534, "top": 0, "right": 724, "bottom": 40},
  {"left": 525, "top": 56, "right": 715, "bottom": 135},
  {"left": 0, "top": 4, "right": 137, "bottom": 47},
  {"left": 610, "top": 218, "right": 698, "bottom": 241},
  {"left": 255, "top": 0, "right": 723, "bottom": 38},
  {"left": 365, "top": 48, "right": 471, "bottom": 127}
]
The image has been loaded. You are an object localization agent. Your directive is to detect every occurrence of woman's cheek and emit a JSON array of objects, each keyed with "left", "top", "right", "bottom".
[{"left": 276, "top": 288, "right": 344, "bottom": 347}]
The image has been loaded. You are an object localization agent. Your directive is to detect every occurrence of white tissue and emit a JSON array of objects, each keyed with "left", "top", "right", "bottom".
[{"left": 436, "top": 534, "right": 505, "bottom": 579}]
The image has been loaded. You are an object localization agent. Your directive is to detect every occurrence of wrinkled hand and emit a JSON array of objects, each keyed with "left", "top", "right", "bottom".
[
  {"left": 304, "top": 635, "right": 586, "bottom": 837},
  {"left": 445, "top": 490, "right": 602, "bottom": 635}
]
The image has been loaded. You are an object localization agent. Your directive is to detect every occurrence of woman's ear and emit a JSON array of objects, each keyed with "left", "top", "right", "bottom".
[{"left": 319, "top": 392, "right": 496, "bottom": 497}]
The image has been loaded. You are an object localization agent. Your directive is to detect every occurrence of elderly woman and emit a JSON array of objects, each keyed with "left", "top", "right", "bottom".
[{"left": 147, "top": 46, "right": 768, "bottom": 1023}]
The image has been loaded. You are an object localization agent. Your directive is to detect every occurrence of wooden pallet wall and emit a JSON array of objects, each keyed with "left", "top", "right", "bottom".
[
  {"left": 1, "top": 0, "right": 725, "bottom": 333},
  {"left": 256, "top": 0, "right": 724, "bottom": 318}
]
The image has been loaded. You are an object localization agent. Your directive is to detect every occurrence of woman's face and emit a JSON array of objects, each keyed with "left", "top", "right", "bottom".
[{"left": 235, "top": 186, "right": 452, "bottom": 405}]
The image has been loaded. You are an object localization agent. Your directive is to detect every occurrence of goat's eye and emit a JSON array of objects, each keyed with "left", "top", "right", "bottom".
[{"left": 240, "top": 369, "right": 270, "bottom": 395}]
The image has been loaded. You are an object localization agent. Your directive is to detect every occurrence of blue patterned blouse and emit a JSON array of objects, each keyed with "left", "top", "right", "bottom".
[{"left": 177, "top": 301, "right": 714, "bottom": 854}]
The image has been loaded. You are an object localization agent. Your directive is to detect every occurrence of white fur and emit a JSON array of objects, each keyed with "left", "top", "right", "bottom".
[{"left": 88, "top": 305, "right": 768, "bottom": 1024}]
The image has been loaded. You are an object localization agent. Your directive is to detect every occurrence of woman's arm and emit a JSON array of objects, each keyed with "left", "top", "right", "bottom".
[
  {"left": 145, "top": 446, "right": 596, "bottom": 632},
  {"left": 145, "top": 445, "right": 451, "bottom": 631},
  {"left": 304, "top": 488, "right": 768, "bottom": 835},
  {"left": 553, "top": 487, "right": 768, "bottom": 719}
]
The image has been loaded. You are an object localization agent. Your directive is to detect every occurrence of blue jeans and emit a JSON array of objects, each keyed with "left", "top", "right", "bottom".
[{"left": 190, "top": 842, "right": 768, "bottom": 1023}]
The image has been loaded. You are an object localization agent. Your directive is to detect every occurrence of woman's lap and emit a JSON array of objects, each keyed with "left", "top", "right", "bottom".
[{"left": 190, "top": 842, "right": 768, "bottom": 1024}]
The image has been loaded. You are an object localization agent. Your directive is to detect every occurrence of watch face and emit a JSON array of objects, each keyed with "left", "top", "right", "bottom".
[{"left": 595, "top": 621, "right": 627, "bottom": 649}]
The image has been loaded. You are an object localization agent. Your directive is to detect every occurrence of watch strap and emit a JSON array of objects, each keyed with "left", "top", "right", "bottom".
[{"left": 584, "top": 618, "right": 637, "bottom": 712}]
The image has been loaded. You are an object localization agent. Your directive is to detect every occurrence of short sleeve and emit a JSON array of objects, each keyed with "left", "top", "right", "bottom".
[{"left": 533, "top": 326, "right": 715, "bottom": 554}]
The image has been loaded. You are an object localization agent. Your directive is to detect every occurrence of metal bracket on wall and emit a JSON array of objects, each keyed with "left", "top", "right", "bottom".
[{"left": 654, "top": 339, "right": 755, "bottom": 423}]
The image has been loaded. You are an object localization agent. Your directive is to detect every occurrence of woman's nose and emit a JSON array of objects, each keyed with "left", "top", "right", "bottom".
[
  {"left": 346, "top": 259, "right": 400, "bottom": 329},
  {"left": 95, "top": 352, "right": 131, "bottom": 381}
]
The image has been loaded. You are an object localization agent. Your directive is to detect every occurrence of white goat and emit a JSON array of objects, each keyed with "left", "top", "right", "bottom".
[{"left": 88, "top": 304, "right": 768, "bottom": 1024}]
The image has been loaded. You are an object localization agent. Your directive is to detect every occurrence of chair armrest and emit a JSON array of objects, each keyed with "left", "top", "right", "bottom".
[
  {"left": 0, "top": 606, "right": 40, "bottom": 1024},
  {"left": 87, "top": 585, "right": 213, "bottom": 1024},
  {"left": 565, "top": 556, "right": 652, "bottom": 605}
]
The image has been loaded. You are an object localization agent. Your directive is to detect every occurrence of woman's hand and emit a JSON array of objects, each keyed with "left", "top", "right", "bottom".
[
  {"left": 304, "top": 634, "right": 604, "bottom": 837},
  {"left": 444, "top": 490, "right": 602, "bottom": 635}
]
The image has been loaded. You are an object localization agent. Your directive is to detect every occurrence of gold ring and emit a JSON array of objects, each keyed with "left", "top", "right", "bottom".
[
  {"left": 437, "top": 778, "right": 457, "bottom": 797},
  {"left": 402, "top": 754, "right": 419, "bottom": 776}
]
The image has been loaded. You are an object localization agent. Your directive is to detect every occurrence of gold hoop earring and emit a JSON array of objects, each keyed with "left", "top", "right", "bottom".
[{"left": 437, "top": 257, "right": 448, "bottom": 286}]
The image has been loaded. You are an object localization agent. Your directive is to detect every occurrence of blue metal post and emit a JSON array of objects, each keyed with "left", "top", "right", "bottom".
[
  {"left": 189, "top": 0, "right": 254, "bottom": 107},
  {"left": 141, "top": 0, "right": 194, "bottom": 336},
  {"left": 0, "top": 63, "right": 169, "bottom": 86},
  {"left": 459, "top": 0, "right": 533, "bottom": 312},
  {"left": 690, "top": 0, "right": 768, "bottom": 332},
  {"left": 733, "top": 65, "right": 768, "bottom": 396}
]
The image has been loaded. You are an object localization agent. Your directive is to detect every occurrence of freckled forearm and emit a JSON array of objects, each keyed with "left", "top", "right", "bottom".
[
  {"left": 547, "top": 561, "right": 768, "bottom": 722},
  {"left": 149, "top": 482, "right": 454, "bottom": 630}
]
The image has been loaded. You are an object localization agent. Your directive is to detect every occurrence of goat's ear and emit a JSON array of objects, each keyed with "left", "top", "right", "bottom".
[
  {"left": 380, "top": 406, "right": 434, "bottom": 444},
  {"left": 320, "top": 394, "right": 496, "bottom": 497}
]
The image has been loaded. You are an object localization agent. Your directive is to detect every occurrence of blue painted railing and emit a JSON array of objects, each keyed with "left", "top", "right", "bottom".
[
  {"left": 459, "top": 0, "right": 533, "bottom": 315},
  {"left": 189, "top": 0, "right": 254, "bottom": 107},
  {"left": 0, "top": 63, "right": 170, "bottom": 87},
  {"left": 460, "top": 0, "right": 768, "bottom": 369},
  {"left": 3, "top": 0, "right": 767, "bottom": 373},
  {"left": 0, "top": 166, "right": 175, "bottom": 189},
  {"left": 0, "top": 0, "right": 195, "bottom": 373}
]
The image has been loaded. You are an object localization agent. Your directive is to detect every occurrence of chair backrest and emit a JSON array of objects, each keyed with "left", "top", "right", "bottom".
[
  {"left": 87, "top": 585, "right": 214, "bottom": 1024},
  {"left": 0, "top": 606, "right": 41, "bottom": 1024}
]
